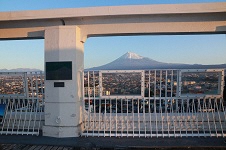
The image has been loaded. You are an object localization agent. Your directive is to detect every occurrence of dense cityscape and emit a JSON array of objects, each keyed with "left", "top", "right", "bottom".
[
  {"left": 0, "top": 70, "right": 225, "bottom": 114},
  {"left": 0, "top": 71, "right": 223, "bottom": 98},
  {"left": 84, "top": 71, "right": 223, "bottom": 97},
  {"left": 0, "top": 73, "right": 44, "bottom": 98},
  {"left": 83, "top": 70, "right": 225, "bottom": 113}
]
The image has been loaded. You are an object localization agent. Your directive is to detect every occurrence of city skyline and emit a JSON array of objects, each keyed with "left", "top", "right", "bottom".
[{"left": 0, "top": 0, "right": 226, "bottom": 70}]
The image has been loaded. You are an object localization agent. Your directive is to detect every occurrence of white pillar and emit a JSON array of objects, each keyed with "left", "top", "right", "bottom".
[{"left": 43, "top": 26, "right": 84, "bottom": 137}]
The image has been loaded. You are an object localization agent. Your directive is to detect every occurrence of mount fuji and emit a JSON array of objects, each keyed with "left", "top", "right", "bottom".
[{"left": 87, "top": 52, "right": 226, "bottom": 70}]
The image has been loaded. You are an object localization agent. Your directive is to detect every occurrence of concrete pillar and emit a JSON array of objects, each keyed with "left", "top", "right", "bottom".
[{"left": 43, "top": 26, "right": 84, "bottom": 137}]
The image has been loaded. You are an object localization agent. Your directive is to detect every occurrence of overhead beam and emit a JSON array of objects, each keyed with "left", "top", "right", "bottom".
[
  {"left": 0, "top": 2, "right": 226, "bottom": 21},
  {"left": 0, "top": 2, "right": 226, "bottom": 40}
]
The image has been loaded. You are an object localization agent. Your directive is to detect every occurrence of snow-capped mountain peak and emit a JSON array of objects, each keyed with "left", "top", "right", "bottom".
[{"left": 120, "top": 52, "right": 143, "bottom": 60}]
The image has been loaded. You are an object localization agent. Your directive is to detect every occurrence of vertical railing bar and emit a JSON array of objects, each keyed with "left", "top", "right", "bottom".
[
  {"left": 27, "top": 73, "right": 35, "bottom": 134},
  {"left": 98, "top": 71, "right": 102, "bottom": 137},
  {"left": 36, "top": 98, "right": 41, "bottom": 136},
  {"left": 27, "top": 99, "right": 34, "bottom": 134},
  {"left": 214, "top": 98, "right": 218, "bottom": 137},
  {"left": 82, "top": 71, "right": 85, "bottom": 136},
  {"left": 198, "top": 98, "right": 203, "bottom": 136},
  {"left": 132, "top": 98, "right": 134, "bottom": 138},
  {"left": 198, "top": 98, "right": 206, "bottom": 136},
  {"left": 183, "top": 99, "right": 186, "bottom": 137},
  {"left": 184, "top": 99, "right": 188, "bottom": 137},
  {"left": 161, "top": 97, "right": 164, "bottom": 138},
  {"left": 138, "top": 98, "right": 140, "bottom": 137},
  {"left": 33, "top": 72, "right": 39, "bottom": 134},
  {"left": 143, "top": 98, "right": 146, "bottom": 138},
  {"left": 11, "top": 97, "right": 18, "bottom": 134},
  {"left": 206, "top": 98, "right": 211, "bottom": 136},
  {"left": 148, "top": 70, "right": 152, "bottom": 138},
  {"left": 160, "top": 70, "right": 163, "bottom": 137},
  {"left": 81, "top": 70, "right": 84, "bottom": 136},
  {"left": 26, "top": 73, "right": 32, "bottom": 133},
  {"left": 89, "top": 72, "right": 92, "bottom": 134},
  {"left": 215, "top": 97, "right": 224, "bottom": 137},
  {"left": 121, "top": 98, "right": 123, "bottom": 137},
  {"left": 17, "top": 72, "right": 25, "bottom": 134},
  {"left": 6, "top": 98, "right": 13, "bottom": 135},
  {"left": 187, "top": 99, "right": 191, "bottom": 137},
  {"left": 21, "top": 99, "right": 26, "bottom": 134},
  {"left": 178, "top": 70, "right": 182, "bottom": 137},
  {"left": 192, "top": 98, "right": 196, "bottom": 137},
  {"left": 193, "top": 98, "right": 199, "bottom": 137},
  {"left": 0, "top": 98, "right": 1, "bottom": 134},
  {"left": 210, "top": 98, "right": 217, "bottom": 137},
  {"left": 170, "top": 70, "right": 174, "bottom": 138},
  {"left": 93, "top": 71, "right": 95, "bottom": 137},
  {"left": 181, "top": 99, "right": 185, "bottom": 137},
  {"left": 220, "top": 98, "right": 226, "bottom": 137},
  {"left": 176, "top": 70, "right": 180, "bottom": 137},
  {"left": 38, "top": 71, "right": 44, "bottom": 135},
  {"left": 203, "top": 98, "right": 208, "bottom": 137},
  {"left": 182, "top": 99, "right": 186, "bottom": 137},
  {"left": 87, "top": 71, "right": 90, "bottom": 136},
  {"left": 145, "top": 97, "right": 147, "bottom": 137},
  {"left": 104, "top": 98, "right": 106, "bottom": 137},
  {"left": 198, "top": 98, "right": 205, "bottom": 137},
  {"left": 182, "top": 99, "right": 185, "bottom": 137},
  {"left": 0, "top": 98, "right": 1, "bottom": 133},
  {"left": 32, "top": 99, "right": 38, "bottom": 135},
  {"left": 188, "top": 99, "right": 193, "bottom": 137},
  {"left": 127, "top": 98, "right": 129, "bottom": 137},
  {"left": 11, "top": 98, "right": 16, "bottom": 135},
  {"left": 110, "top": 98, "right": 112, "bottom": 137},
  {"left": 5, "top": 98, "right": 10, "bottom": 134},
  {"left": 176, "top": 98, "right": 179, "bottom": 137},
  {"left": 165, "top": 71, "right": 169, "bottom": 138},
  {"left": 179, "top": 99, "right": 182, "bottom": 137},
  {"left": 173, "top": 72, "right": 176, "bottom": 138},
  {"left": 154, "top": 70, "right": 157, "bottom": 137},
  {"left": 17, "top": 98, "right": 23, "bottom": 134},
  {"left": 98, "top": 98, "right": 101, "bottom": 137},
  {"left": 116, "top": 98, "right": 118, "bottom": 137}
]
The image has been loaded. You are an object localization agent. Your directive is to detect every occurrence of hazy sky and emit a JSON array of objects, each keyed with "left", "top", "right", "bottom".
[{"left": 0, "top": 0, "right": 226, "bottom": 70}]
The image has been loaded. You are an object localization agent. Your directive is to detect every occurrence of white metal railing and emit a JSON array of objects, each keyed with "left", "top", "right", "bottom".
[
  {"left": 82, "top": 69, "right": 226, "bottom": 137},
  {"left": 0, "top": 70, "right": 225, "bottom": 137},
  {"left": 0, "top": 72, "right": 44, "bottom": 135}
]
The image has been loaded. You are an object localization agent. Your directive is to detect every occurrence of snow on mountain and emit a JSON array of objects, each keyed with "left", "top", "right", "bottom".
[{"left": 120, "top": 52, "right": 143, "bottom": 59}]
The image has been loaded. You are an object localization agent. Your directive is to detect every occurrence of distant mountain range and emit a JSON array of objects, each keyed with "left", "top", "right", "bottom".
[
  {"left": 0, "top": 68, "right": 42, "bottom": 72},
  {"left": 87, "top": 52, "right": 226, "bottom": 70},
  {"left": 1, "top": 52, "right": 225, "bottom": 72}
]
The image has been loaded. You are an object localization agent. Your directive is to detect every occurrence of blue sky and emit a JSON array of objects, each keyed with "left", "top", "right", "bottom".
[{"left": 0, "top": 0, "right": 226, "bottom": 70}]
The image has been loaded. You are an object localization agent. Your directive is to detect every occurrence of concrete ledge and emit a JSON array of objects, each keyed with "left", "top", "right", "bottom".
[{"left": 0, "top": 135, "right": 226, "bottom": 149}]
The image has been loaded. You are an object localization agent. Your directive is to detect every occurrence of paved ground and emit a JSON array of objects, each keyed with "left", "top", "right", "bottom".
[
  {"left": 0, "top": 135, "right": 226, "bottom": 149},
  {"left": 0, "top": 144, "right": 74, "bottom": 150}
]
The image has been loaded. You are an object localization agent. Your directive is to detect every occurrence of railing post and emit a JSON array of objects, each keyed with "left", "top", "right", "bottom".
[{"left": 43, "top": 26, "right": 85, "bottom": 137}]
